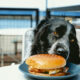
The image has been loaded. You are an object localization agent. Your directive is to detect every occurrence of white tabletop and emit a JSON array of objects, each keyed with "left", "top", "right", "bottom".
[
  {"left": 0, "top": 64, "right": 28, "bottom": 80},
  {"left": 0, "top": 64, "right": 80, "bottom": 80}
]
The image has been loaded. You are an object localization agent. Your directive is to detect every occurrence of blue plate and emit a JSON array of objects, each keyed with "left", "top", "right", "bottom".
[{"left": 19, "top": 62, "right": 80, "bottom": 80}]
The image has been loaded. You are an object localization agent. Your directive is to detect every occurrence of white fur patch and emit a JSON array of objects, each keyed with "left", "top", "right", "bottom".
[
  {"left": 48, "top": 22, "right": 71, "bottom": 60},
  {"left": 24, "top": 29, "right": 34, "bottom": 60}
]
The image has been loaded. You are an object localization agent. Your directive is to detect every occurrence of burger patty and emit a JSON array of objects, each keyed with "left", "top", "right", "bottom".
[
  {"left": 29, "top": 71, "right": 70, "bottom": 76},
  {"left": 28, "top": 66, "right": 69, "bottom": 74}
]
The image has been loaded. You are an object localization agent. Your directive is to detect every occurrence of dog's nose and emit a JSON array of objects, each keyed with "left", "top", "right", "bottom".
[
  {"left": 57, "top": 48, "right": 64, "bottom": 53},
  {"left": 56, "top": 48, "right": 68, "bottom": 59}
]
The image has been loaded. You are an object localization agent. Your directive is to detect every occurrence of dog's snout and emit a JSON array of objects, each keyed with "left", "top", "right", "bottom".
[
  {"left": 56, "top": 48, "right": 65, "bottom": 54},
  {"left": 56, "top": 47, "right": 69, "bottom": 59}
]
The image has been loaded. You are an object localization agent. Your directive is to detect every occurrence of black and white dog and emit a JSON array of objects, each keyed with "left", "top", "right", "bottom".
[{"left": 29, "top": 18, "right": 80, "bottom": 64}]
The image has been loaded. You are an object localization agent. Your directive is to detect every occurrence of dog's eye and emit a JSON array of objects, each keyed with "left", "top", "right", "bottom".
[
  {"left": 53, "top": 31, "right": 57, "bottom": 35},
  {"left": 53, "top": 31, "right": 59, "bottom": 37},
  {"left": 70, "top": 39, "right": 74, "bottom": 42}
]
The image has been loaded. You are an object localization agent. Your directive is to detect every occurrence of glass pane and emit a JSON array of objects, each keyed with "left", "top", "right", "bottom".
[{"left": 0, "top": 16, "right": 32, "bottom": 28}]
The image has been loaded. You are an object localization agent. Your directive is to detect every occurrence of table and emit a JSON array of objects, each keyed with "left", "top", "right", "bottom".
[{"left": 0, "top": 64, "right": 80, "bottom": 80}]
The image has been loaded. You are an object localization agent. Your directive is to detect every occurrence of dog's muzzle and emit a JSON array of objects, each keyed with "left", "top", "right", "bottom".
[
  {"left": 56, "top": 47, "right": 69, "bottom": 60},
  {"left": 48, "top": 43, "right": 70, "bottom": 60}
]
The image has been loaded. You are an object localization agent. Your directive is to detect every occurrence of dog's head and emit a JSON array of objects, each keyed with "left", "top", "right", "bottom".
[{"left": 31, "top": 18, "right": 80, "bottom": 63}]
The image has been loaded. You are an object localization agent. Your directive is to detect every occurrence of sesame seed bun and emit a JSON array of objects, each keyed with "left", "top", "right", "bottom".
[{"left": 25, "top": 54, "right": 66, "bottom": 69}]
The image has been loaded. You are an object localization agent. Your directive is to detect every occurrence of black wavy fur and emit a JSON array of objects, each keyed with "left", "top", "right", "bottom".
[
  {"left": 68, "top": 24, "right": 80, "bottom": 64},
  {"left": 31, "top": 18, "right": 80, "bottom": 64}
]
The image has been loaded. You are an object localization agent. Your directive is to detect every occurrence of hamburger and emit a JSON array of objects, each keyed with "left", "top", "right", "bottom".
[{"left": 25, "top": 54, "right": 70, "bottom": 76}]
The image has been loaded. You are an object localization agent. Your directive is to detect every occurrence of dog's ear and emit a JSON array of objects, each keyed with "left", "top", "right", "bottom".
[
  {"left": 31, "top": 19, "right": 51, "bottom": 55},
  {"left": 68, "top": 24, "right": 80, "bottom": 64},
  {"left": 34, "top": 19, "right": 47, "bottom": 35}
]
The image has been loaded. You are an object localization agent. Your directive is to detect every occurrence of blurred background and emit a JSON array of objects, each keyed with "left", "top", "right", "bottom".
[{"left": 0, "top": 0, "right": 80, "bottom": 67}]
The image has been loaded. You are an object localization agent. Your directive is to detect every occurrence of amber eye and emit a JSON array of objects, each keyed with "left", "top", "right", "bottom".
[
  {"left": 53, "top": 31, "right": 58, "bottom": 35},
  {"left": 70, "top": 39, "right": 74, "bottom": 42}
]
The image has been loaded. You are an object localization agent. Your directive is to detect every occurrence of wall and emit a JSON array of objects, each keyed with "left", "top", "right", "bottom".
[{"left": 0, "top": 35, "right": 22, "bottom": 54}]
